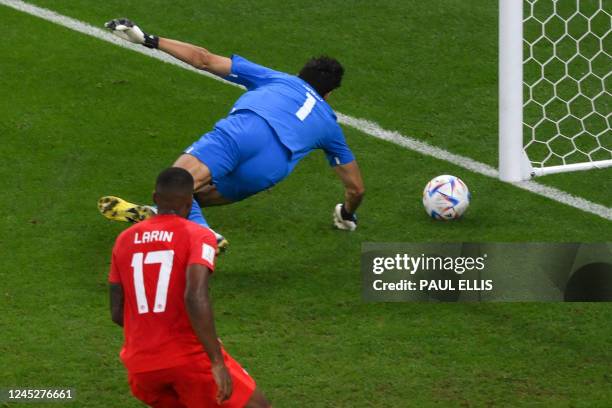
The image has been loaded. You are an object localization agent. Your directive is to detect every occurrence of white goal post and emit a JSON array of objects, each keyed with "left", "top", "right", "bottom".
[{"left": 499, "top": 0, "right": 612, "bottom": 181}]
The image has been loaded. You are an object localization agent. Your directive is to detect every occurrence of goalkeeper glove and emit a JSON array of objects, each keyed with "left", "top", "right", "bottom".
[
  {"left": 333, "top": 203, "right": 358, "bottom": 231},
  {"left": 104, "top": 18, "right": 159, "bottom": 49}
]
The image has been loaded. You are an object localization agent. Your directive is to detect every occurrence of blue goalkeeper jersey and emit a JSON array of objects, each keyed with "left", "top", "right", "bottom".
[{"left": 221, "top": 54, "right": 354, "bottom": 170}]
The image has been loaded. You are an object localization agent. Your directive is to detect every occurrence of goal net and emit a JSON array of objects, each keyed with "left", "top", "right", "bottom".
[{"left": 499, "top": 0, "right": 611, "bottom": 181}]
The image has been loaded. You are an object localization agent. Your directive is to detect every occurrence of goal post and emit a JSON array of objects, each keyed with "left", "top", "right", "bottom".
[
  {"left": 499, "top": 0, "right": 532, "bottom": 181},
  {"left": 499, "top": 0, "right": 612, "bottom": 182}
]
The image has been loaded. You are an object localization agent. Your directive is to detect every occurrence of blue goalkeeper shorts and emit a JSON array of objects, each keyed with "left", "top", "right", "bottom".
[{"left": 184, "top": 110, "right": 291, "bottom": 201}]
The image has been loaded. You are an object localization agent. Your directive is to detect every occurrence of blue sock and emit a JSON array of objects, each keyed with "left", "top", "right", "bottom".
[{"left": 188, "top": 198, "right": 209, "bottom": 227}]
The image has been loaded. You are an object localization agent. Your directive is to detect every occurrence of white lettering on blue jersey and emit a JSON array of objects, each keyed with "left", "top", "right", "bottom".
[{"left": 296, "top": 92, "right": 316, "bottom": 121}]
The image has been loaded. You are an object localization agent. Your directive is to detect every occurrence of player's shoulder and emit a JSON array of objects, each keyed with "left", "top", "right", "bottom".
[
  {"left": 232, "top": 54, "right": 288, "bottom": 77},
  {"left": 329, "top": 117, "right": 343, "bottom": 133},
  {"left": 153, "top": 215, "right": 207, "bottom": 238},
  {"left": 111, "top": 217, "right": 151, "bottom": 248},
  {"left": 114, "top": 221, "right": 141, "bottom": 244},
  {"left": 183, "top": 220, "right": 216, "bottom": 242}
]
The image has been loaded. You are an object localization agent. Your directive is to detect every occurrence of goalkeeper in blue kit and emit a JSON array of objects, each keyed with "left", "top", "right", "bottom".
[{"left": 99, "top": 19, "right": 365, "bottom": 248}]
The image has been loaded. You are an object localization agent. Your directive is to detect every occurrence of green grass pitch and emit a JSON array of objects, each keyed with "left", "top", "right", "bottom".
[{"left": 1, "top": 1, "right": 611, "bottom": 407}]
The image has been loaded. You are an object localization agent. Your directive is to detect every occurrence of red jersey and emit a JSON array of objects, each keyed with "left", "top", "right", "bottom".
[{"left": 108, "top": 214, "right": 217, "bottom": 373}]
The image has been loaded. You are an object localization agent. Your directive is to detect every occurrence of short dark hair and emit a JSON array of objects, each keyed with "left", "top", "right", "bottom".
[
  {"left": 155, "top": 167, "right": 193, "bottom": 196},
  {"left": 298, "top": 56, "right": 344, "bottom": 97}
]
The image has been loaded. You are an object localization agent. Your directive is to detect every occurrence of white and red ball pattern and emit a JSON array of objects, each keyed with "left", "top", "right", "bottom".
[{"left": 422, "top": 175, "right": 470, "bottom": 220}]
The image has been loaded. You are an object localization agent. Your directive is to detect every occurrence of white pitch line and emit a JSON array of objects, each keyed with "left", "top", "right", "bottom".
[
  {"left": 337, "top": 114, "right": 612, "bottom": 220},
  {"left": 2, "top": 0, "right": 611, "bottom": 221}
]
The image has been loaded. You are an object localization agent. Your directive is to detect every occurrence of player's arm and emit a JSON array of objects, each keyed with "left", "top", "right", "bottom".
[
  {"left": 184, "top": 263, "right": 233, "bottom": 404},
  {"left": 335, "top": 160, "right": 365, "bottom": 214},
  {"left": 109, "top": 283, "right": 124, "bottom": 327},
  {"left": 324, "top": 126, "right": 364, "bottom": 230},
  {"left": 158, "top": 38, "right": 231, "bottom": 77},
  {"left": 332, "top": 161, "right": 365, "bottom": 231},
  {"left": 104, "top": 18, "right": 231, "bottom": 77}
]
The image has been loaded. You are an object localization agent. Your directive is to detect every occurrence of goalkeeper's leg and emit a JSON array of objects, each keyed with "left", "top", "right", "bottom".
[
  {"left": 194, "top": 184, "right": 234, "bottom": 207},
  {"left": 98, "top": 195, "right": 228, "bottom": 252},
  {"left": 99, "top": 128, "right": 236, "bottom": 251},
  {"left": 188, "top": 197, "right": 229, "bottom": 252},
  {"left": 97, "top": 196, "right": 212, "bottom": 227}
]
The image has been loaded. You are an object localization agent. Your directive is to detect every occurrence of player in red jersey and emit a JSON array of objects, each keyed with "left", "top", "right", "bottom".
[{"left": 109, "top": 167, "right": 271, "bottom": 408}]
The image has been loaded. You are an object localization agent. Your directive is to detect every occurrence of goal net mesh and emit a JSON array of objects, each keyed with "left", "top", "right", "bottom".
[{"left": 523, "top": 0, "right": 611, "bottom": 168}]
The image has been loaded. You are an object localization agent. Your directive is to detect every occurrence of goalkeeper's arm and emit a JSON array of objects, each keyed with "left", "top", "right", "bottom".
[
  {"left": 105, "top": 18, "right": 231, "bottom": 77},
  {"left": 158, "top": 38, "right": 232, "bottom": 77},
  {"left": 332, "top": 161, "right": 365, "bottom": 231},
  {"left": 335, "top": 161, "right": 365, "bottom": 214}
]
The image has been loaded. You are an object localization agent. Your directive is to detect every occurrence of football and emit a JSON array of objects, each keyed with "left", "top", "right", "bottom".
[{"left": 422, "top": 175, "right": 470, "bottom": 220}]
